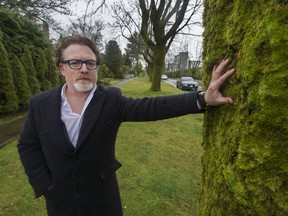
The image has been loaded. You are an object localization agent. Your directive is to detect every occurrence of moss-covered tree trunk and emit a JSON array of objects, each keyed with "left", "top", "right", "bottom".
[{"left": 199, "top": 0, "right": 288, "bottom": 215}]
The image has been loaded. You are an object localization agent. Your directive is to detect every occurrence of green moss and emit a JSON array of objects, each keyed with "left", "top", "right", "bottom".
[{"left": 199, "top": 0, "right": 288, "bottom": 215}]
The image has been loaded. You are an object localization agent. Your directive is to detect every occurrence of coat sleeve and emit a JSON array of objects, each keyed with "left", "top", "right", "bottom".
[
  {"left": 115, "top": 89, "right": 203, "bottom": 122},
  {"left": 17, "top": 98, "right": 52, "bottom": 198}
]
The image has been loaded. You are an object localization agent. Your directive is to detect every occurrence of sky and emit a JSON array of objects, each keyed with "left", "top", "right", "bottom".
[{"left": 52, "top": 0, "right": 204, "bottom": 61}]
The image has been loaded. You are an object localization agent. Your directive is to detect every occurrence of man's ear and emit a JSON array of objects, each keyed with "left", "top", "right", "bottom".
[{"left": 59, "top": 64, "right": 65, "bottom": 76}]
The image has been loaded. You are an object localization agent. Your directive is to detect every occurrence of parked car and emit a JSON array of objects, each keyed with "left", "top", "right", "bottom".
[
  {"left": 176, "top": 77, "right": 198, "bottom": 91},
  {"left": 161, "top": 74, "right": 168, "bottom": 80}
]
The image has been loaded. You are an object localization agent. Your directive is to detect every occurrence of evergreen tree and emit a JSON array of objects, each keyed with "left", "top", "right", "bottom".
[
  {"left": 104, "top": 40, "right": 124, "bottom": 79},
  {"left": 35, "top": 49, "right": 51, "bottom": 91},
  {"left": 0, "top": 9, "right": 50, "bottom": 59},
  {"left": 199, "top": 0, "right": 288, "bottom": 215},
  {"left": 124, "top": 32, "right": 143, "bottom": 68},
  {"left": 97, "top": 64, "right": 114, "bottom": 86},
  {"left": 0, "top": 0, "right": 71, "bottom": 27},
  {"left": 21, "top": 46, "right": 40, "bottom": 95},
  {"left": 134, "top": 61, "right": 144, "bottom": 77},
  {"left": 0, "top": 41, "right": 18, "bottom": 114},
  {"left": 44, "top": 47, "right": 59, "bottom": 86},
  {"left": 11, "top": 56, "right": 31, "bottom": 111}
]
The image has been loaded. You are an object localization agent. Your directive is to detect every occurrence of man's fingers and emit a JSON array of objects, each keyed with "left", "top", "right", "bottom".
[
  {"left": 212, "top": 59, "right": 230, "bottom": 81},
  {"left": 220, "top": 97, "right": 234, "bottom": 105},
  {"left": 216, "top": 68, "right": 235, "bottom": 86}
]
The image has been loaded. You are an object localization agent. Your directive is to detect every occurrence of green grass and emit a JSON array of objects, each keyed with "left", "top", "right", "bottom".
[
  {"left": 117, "top": 78, "right": 203, "bottom": 215},
  {"left": 0, "top": 141, "right": 46, "bottom": 216},
  {"left": 0, "top": 77, "right": 203, "bottom": 215}
]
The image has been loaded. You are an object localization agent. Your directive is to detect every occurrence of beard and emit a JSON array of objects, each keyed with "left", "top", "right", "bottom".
[{"left": 74, "top": 80, "right": 94, "bottom": 92}]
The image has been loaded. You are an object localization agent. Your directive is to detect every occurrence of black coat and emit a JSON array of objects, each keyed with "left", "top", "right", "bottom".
[{"left": 18, "top": 85, "right": 202, "bottom": 216}]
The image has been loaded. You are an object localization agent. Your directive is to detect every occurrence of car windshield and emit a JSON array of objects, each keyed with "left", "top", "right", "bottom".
[{"left": 181, "top": 77, "right": 193, "bottom": 81}]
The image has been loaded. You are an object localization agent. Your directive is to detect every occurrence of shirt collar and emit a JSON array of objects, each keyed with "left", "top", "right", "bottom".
[{"left": 61, "top": 83, "right": 97, "bottom": 107}]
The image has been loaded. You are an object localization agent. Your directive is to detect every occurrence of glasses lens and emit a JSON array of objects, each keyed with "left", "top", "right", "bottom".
[
  {"left": 64, "top": 60, "right": 97, "bottom": 70},
  {"left": 69, "top": 60, "right": 82, "bottom": 69},
  {"left": 85, "top": 60, "right": 97, "bottom": 69}
]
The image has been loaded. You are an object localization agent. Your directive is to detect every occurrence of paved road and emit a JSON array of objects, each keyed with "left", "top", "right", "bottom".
[
  {"left": 113, "top": 78, "right": 134, "bottom": 87},
  {"left": 164, "top": 79, "right": 203, "bottom": 91}
]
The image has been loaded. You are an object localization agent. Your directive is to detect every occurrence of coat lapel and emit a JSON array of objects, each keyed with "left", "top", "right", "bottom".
[
  {"left": 76, "top": 87, "right": 106, "bottom": 150},
  {"left": 42, "top": 86, "right": 74, "bottom": 155}
]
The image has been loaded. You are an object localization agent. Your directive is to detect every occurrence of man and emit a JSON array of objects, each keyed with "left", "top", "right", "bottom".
[{"left": 18, "top": 35, "right": 235, "bottom": 216}]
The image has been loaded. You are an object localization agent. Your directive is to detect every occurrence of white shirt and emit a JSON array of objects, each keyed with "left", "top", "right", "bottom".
[{"left": 60, "top": 84, "right": 97, "bottom": 147}]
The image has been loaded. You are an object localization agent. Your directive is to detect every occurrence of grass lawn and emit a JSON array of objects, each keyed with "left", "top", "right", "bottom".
[
  {"left": 0, "top": 77, "right": 203, "bottom": 216},
  {"left": 0, "top": 141, "right": 47, "bottom": 216}
]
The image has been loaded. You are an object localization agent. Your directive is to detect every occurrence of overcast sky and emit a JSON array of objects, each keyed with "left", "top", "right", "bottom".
[{"left": 53, "top": 0, "right": 204, "bottom": 60}]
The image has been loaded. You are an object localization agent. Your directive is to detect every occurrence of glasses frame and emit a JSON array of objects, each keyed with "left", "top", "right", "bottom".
[{"left": 61, "top": 59, "right": 99, "bottom": 70}]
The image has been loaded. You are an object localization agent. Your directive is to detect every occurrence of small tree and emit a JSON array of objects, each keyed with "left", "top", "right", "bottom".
[
  {"left": 104, "top": 40, "right": 124, "bottom": 79},
  {"left": 44, "top": 47, "right": 59, "bottom": 86},
  {"left": 97, "top": 64, "right": 114, "bottom": 86},
  {"left": 134, "top": 61, "right": 144, "bottom": 77},
  {"left": 0, "top": 41, "right": 18, "bottom": 114},
  {"left": 120, "top": 65, "right": 133, "bottom": 78},
  {"left": 11, "top": 56, "right": 31, "bottom": 111},
  {"left": 124, "top": 32, "right": 144, "bottom": 69},
  {"left": 21, "top": 46, "right": 40, "bottom": 95},
  {"left": 35, "top": 49, "right": 52, "bottom": 91}
]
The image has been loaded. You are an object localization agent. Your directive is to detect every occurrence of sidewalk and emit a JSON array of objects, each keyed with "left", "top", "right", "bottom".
[{"left": 0, "top": 116, "right": 26, "bottom": 148}]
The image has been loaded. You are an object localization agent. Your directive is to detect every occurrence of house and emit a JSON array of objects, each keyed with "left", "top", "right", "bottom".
[{"left": 166, "top": 52, "right": 201, "bottom": 74}]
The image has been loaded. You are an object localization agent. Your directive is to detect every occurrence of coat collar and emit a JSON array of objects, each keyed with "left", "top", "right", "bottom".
[{"left": 41, "top": 85, "right": 106, "bottom": 154}]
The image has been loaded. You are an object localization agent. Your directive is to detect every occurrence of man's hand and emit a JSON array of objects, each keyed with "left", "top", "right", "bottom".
[{"left": 204, "top": 59, "right": 236, "bottom": 106}]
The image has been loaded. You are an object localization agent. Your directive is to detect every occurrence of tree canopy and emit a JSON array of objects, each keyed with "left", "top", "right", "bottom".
[{"left": 0, "top": 0, "right": 72, "bottom": 25}]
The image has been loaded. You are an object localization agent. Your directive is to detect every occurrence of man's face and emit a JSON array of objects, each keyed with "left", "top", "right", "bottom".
[{"left": 60, "top": 44, "right": 97, "bottom": 93}]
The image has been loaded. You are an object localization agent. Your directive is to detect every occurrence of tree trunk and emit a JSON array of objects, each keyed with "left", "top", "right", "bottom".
[
  {"left": 150, "top": 45, "right": 166, "bottom": 91},
  {"left": 199, "top": 0, "right": 288, "bottom": 215}
]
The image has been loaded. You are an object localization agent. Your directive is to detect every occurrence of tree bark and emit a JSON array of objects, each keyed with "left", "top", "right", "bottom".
[
  {"left": 199, "top": 0, "right": 288, "bottom": 215},
  {"left": 150, "top": 45, "right": 166, "bottom": 91}
]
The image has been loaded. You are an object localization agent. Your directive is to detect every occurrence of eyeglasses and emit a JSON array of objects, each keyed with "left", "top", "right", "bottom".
[{"left": 61, "top": 59, "right": 99, "bottom": 70}]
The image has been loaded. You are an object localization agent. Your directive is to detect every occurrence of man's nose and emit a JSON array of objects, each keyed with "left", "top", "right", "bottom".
[{"left": 80, "top": 62, "right": 89, "bottom": 72}]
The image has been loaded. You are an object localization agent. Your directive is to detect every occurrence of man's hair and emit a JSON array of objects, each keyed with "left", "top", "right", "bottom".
[{"left": 55, "top": 35, "right": 100, "bottom": 67}]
